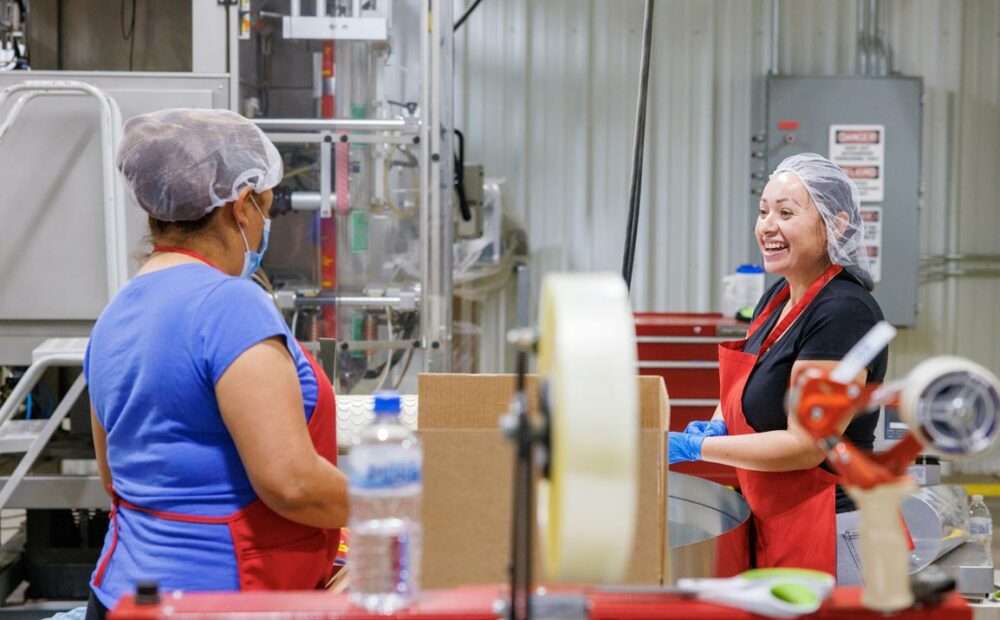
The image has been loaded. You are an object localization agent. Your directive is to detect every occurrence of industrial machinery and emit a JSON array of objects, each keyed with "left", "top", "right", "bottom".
[
  {"left": 791, "top": 322, "right": 1000, "bottom": 611},
  {"left": 247, "top": 0, "right": 524, "bottom": 395}
]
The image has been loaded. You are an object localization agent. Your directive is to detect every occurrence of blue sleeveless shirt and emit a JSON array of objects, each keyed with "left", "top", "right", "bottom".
[{"left": 84, "top": 264, "right": 317, "bottom": 607}]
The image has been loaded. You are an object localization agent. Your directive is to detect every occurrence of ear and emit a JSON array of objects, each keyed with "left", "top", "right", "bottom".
[
  {"left": 833, "top": 211, "right": 850, "bottom": 237},
  {"left": 230, "top": 188, "right": 255, "bottom": 229}
]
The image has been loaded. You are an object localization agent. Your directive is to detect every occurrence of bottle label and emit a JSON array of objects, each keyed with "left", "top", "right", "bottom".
[
  {"left": 348, "top": 445, "right": 422, "bottom": 491},
  {"left": 970, "top": 517, "right": 992, "bottom": 537}
]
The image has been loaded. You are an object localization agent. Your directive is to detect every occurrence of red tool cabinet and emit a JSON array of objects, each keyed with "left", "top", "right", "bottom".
[{"left": 635, "top": 313, "right": 748, "bottom": 487}]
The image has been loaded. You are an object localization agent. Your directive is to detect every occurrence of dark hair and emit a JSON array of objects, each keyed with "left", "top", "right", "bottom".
[
  {"left": 148, "top": 211, "right": 218, "bottom": 236},
  {"left": 137, "top": 208, "right": 226, "bottom": 260}
]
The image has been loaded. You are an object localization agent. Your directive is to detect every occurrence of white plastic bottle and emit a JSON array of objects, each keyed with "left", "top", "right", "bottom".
[
  {"left": 722, "top": 264, "right": 765, "bottom": 319},
  {"left": 968, "top": 494, "right": 993, "bottom": 558},
  {"left": 348, "top": 391, "right": 423, "bottom": 614}
]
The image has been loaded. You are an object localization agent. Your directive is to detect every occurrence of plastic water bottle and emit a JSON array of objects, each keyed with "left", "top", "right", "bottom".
[
  {"left": 348, "top": 391, "right": 422, "bottom": 614},
  {"left": 969, "top": 494, "right": 993, "bottom": 558},
  {"left": 722, "top": 264, "right": 765, "bottom": 319}
]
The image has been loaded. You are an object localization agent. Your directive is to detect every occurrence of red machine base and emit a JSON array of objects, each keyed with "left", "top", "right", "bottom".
[{"left": 110, "top": 585, "right": 970, "bottom": 620}]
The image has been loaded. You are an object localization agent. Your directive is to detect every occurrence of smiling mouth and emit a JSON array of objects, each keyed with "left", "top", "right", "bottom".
[{"left": 761, "top": 242, "right": 789, "bottom": 255}]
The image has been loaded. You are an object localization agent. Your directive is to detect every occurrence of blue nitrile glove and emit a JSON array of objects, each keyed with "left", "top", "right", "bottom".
[
  {"left": 668, "top": 432, "right": 705, "bottom": 465},
  {"left": 683, "top": 419, "right": 728, "bottom": 438}
]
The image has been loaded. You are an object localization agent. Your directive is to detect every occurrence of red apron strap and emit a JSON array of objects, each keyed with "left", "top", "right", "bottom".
[
  {"left": 151, "top": 245, "right": 225, "bottom": 272},
  {"left": 117, "top": 497, "right": 234, "bottom": 524},
  {"left": 745, "top": 287, "right": 790, "bottom": 341},
  {"left": 92, "top": 496, "right": 120, "bottom": 587},
  {"left": 758, "top": 265, "right": 842, "bottom": 355}
]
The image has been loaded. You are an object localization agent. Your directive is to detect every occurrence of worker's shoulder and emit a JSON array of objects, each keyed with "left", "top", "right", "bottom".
[
  {"left": 194, "top": 274, "right": 277, "bottom": 319},
  {"left": 811, "top": 274, "right": 884, "bottom": 320}
]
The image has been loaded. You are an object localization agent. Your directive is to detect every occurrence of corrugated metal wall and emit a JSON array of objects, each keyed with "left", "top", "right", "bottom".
[{"left": 456, "top": 0, "right": 1000, "bottom": 379}]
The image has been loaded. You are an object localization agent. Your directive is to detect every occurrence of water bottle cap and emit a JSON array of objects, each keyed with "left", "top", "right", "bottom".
[
  {"left": 736, "top": 263, "right": 765, "bottom": 274},
  {"left": 373, "top": 390, "right": 402, "bottom": 415},
  {"left": 973, "top": 494, "right": 984, "bottom": 502}
]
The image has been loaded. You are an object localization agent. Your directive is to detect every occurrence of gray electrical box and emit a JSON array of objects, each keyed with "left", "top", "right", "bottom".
[{"left": 765, "top": 76, "right": 922, "bottom": 326}]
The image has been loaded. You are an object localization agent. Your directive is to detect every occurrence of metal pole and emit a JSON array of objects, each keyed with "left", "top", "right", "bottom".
[
  {"left": 420, "top": 0, "right": 453, "bottom": 371},
  {"left": 621, "top": 0, "right": 655, "bottom": 291},
  {"left": 867, "top": 0, "right": 878, "bottom": 76},
  {"left": 253, "top": 118, "right": 414, "bottom": 132},
  {"left": 855, "top": 0, "right": 867, "bottom": 75},
  {"left": 770, "top": 0, "right": 780, "bottom": 75}
]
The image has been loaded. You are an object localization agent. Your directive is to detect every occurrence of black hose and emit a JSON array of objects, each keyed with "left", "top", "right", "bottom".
[
  {"left": 454, "top": 129, "right": 471, "bottom": 222},
  {"left": 454, "top": 0, "right": 485, "bottom": 32},
  {"left": 621, "top": 0, "right": 655, "bottom": 291}
]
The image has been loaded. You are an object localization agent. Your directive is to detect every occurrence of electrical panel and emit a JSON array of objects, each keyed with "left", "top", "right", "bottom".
[{"left": 764, "top": 76, "right": 922, "bottom": 326}]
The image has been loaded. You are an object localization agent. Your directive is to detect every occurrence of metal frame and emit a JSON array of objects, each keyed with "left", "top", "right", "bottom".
[
  {"left": 0, "top": 476, "right": 107, "bottom": 509},
  {"left": 419, "top": 0, "right": 453, "bottom": 371},
  {"left": 253, "top": 0, "right": 455, "bottom": 374},
  {"left": 637, "top": 360, "right": 720, "bottom": 369},
  {"left": 0, "top": 81, "right": 126, "bottom": 299},
  {"left": 0, "top": 338, "right": 90, "bottom": 511},
  {"left": 0, "top": 375, "right": 86, "bottom": 511}
]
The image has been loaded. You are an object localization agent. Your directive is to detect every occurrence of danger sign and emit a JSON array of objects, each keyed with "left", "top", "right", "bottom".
[
  {"left": 829, "top": 124, "right": 885, "bottom": 202},
  {"left": 836, "top": 130, "right": 881, "bottom": 144}
]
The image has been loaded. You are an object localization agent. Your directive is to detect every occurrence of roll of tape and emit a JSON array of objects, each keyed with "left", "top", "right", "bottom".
[
  {"left": 536, "top": 273, "right": 639, "bottom": 583},
  {"left": 901, "top": 356, "right": 1000, "bottom": 458}
]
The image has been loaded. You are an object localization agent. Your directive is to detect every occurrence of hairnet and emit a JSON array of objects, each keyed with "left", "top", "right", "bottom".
[
  {"left": 116, "top": 108, "right": 283, "bottom": 222},
  {"left": 772, "top": 152, "right": 874, "bottom": 290}
]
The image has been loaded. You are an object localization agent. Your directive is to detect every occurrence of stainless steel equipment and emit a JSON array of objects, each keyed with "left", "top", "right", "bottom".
[
  {"left": 668, "top": 472, "right": 750, "bottom": 580},
  {"left": 903, "top": 485, "right": 996, "bottom": 598},
  {"left": 905, "top": 485, "right": 970, "bottom": 574}
]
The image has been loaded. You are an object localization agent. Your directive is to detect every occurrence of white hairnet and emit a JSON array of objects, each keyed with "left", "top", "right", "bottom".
[
  {"left": 116, "top": 108, "right": 283, "bottom": 222},
  {"left": 772, "top": 152, "right": 874, "bottom": 290}
]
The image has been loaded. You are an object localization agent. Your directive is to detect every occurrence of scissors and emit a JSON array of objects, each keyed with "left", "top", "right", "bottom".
[{"left": 675, "top": 568, "right": 835, "bottom": 618}]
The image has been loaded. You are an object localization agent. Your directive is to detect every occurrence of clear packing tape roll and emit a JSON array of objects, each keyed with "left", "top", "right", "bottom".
[
  {"left": 900, "top": 356, "right": 1000, "bottom": 457},
  {"left": 536, "top": 273, "right": 640, "bottom": 583}
]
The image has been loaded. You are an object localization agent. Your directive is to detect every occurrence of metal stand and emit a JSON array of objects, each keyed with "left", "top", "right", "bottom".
[
  {"left": 500, "top": 328, "right": 547, "bottom": 620},
  {"left": 501, "top": 337, "right": 539, "bottom": 620}
]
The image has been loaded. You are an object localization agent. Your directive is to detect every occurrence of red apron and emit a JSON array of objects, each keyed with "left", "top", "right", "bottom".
[
  {"left": 719, "top": 264, "right": 842, "bottom": 575},
  {"left": 92, "top": 279, "right": 341, "bottom": 590}
]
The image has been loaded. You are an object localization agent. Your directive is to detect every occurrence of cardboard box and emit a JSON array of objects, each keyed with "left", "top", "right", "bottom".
[{"left": 419, "top": 373, "right": 669, "bottom": 588}]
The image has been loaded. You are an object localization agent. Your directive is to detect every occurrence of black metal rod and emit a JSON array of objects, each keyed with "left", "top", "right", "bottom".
[
  {"left": 508, "top": 347, "right": 532, "bottom": 620},
  {"left": 454, "top": 0, "right": 486, "bottom": 31},
  {"left": 621, "top": 0, "right": 655, "bottom": 291}
]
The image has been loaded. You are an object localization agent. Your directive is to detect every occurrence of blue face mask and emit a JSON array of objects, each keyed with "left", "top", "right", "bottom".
[{"left": 238, "top": 195, "right": 271, "bottom": 278}]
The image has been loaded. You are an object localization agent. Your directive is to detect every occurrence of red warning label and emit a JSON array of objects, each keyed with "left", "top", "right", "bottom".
[
  {"left": 841, "top": 165, "right": 880, "bottom": 179},
  {"left": 836, "top": 130, "right": 881, "bottom": 144}
]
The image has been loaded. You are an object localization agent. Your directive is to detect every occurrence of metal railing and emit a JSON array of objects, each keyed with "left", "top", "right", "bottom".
[{"left": 0, "top": 80, "right": 126, "bottom": 298}]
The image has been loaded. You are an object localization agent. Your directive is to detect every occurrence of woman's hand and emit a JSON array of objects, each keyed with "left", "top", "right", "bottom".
[
  {"left": 683, "top": 419, "right": 728, "bottom": 437},
  {"left": 668, "top": 432, "right": 706, "bottom": 465}
]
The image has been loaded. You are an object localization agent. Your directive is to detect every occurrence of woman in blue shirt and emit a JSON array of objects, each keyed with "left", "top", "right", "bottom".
[{"left": 84, "top": 109, "right": 347, "bottom": 619}]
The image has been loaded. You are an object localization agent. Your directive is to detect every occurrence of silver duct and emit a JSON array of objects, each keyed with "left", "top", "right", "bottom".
[{"left": 857, "top": 0, "right": 892, "bottom": 76}]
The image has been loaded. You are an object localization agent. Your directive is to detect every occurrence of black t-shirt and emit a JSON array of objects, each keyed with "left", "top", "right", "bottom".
[{"left": 741, "top": 270, "right": 888, "bottom": 513}]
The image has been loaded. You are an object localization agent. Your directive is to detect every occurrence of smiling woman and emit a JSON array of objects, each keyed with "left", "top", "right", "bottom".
[{"left": 668, "top": 153, "right": 887, "bottom": 586}]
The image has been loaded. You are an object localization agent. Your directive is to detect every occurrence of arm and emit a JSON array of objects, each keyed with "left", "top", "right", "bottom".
[
  {"left": 700, "top": 360, "right": 867, "bottom": 472},
  {"left": 90, "top": 403, "right": 112, "bottom": 497},
  {"left": 216, "top": 337, "right": 348, "bottom": 530}
]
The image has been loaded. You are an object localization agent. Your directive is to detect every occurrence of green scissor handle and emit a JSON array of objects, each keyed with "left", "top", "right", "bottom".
[
  {"left": 740, "top": 568, "right": 835, "bottom": 582},
  {"left": 768, "top": 582, "right": 820, "bottom": 607}
]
